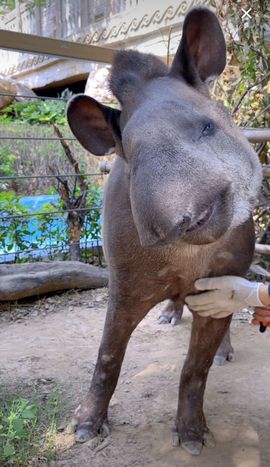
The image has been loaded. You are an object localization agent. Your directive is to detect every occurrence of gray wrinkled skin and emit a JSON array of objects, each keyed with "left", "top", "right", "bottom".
[{"left": 67, "top": 7, "right": 262, "bottom": 456}]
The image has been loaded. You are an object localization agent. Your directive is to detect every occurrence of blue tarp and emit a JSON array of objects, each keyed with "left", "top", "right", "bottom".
[{"left": 0, "top": 194, "right": 102, "bottom": 262}]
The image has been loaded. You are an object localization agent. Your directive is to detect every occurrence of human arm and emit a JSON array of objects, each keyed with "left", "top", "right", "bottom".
[{"left": 185, "top": 276, "right": 270, "bottom": 319}]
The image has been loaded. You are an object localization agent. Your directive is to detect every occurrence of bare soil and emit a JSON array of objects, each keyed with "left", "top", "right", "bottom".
[{"left": 0, "top": 288, "right": 269, "bottom": 467}]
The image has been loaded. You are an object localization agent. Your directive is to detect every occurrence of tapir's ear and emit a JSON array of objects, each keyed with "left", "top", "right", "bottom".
[
  {"left": 67, "top": 94, "right": 121, "bottom": 156},
  {"left": 170, "top": 7, "right": 226, "bottom": 84}
]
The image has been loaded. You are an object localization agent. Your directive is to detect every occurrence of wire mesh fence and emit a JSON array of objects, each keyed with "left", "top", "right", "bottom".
[
  {"left": 1, "top": 91, "right": 269, "bottom": 267},
  {"left": 0, "top": 92, "right": 109, "bottom": 265}
]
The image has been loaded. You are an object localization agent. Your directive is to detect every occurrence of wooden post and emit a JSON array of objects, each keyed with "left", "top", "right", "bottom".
[{"left": 15, "top": 0, "right": 22, "bottom": 33}]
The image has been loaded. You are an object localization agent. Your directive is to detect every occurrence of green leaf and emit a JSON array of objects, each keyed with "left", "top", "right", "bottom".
[
  {"left": 12, "top": 418, "right": 25, "bottom": 436},
  {"left": 21, "top": 405, "right": 37, "bottom": 419},
  {"left": 3, "top": 442, "right": 15, "bottom": 458}
]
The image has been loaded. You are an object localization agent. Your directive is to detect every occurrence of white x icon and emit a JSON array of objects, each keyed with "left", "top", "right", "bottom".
[{"left": 241, "top": 8, "right": 252, "bottom": 19}]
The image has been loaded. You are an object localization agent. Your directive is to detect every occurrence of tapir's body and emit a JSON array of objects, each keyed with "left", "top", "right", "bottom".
[{"left": 67, "top": 7, "right": 262, "bottom": 455}]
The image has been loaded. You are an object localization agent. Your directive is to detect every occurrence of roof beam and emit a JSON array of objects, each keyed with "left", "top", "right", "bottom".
[{"left": 0, "top": 29, "right": 115, "bottom": 63}]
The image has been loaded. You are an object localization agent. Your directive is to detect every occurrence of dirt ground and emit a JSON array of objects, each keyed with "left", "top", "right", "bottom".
[{"left": 0, "top": 288, "right": 270, "bottom": 467}]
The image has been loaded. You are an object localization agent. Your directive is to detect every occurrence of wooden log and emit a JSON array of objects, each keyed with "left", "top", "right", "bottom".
[
  {"left": 255, "top": 243, "right": 270, "bottom": 255},
  {"left": 0, "top": 261, "right": 108, "bottom": 301},
  {"left": 250, "top": 263, "right": 270, "bottom": 278},
  {"left": 262, "top": 166, "right": 270, "bottom": 178}
]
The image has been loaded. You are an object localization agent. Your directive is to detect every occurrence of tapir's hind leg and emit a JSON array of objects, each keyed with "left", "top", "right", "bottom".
[
  {"left": 214, "top": 328, "right": 234, "bottom": 366},
  {"left": 158, "top": 299, "right": 184, "bottom": 325},
  {"left": 68, "top": 287, "right": 154, "bottom": 443},
  {"left": 158, "top": 300, "right": 234, "bottom": 367},
  {"left": 174, "top": 313, "right": 232, "bottom": 455}
]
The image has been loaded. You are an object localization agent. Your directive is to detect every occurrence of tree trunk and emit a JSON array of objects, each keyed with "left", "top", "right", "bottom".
[{"left": 68, "top": 215, "right": 82, "bottom": 261}]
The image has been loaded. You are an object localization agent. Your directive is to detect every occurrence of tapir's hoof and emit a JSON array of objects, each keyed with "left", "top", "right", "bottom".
[
  {"left": 76, "top": 422, "right": 110, "bottom": 443},
  {"left": 214, "top": 350, "right": 234, "bottom": 366},
  {"left": 171, "top": 316, "right": 178, "bottom": 326},
  {"left": 171, "top": 429, "right": 180, "bottom": 446},
  {"left": 99, "top": 422, "right": 110, "bottom": 437},
  {"left": 214, "top": 355, "right": 226, "bottom": 366},
  {"left": 227, "top": 351, "right": 235, "bottom": 362},
  {"left": 66, "top": 418, "right": 110, "bottom": 443},
  {"left": 158, "top": 315, "right": 170, "bottom": 325},
  {"left": 203, "top": 430, "right": 216, "bottom": 448},
  {"left": 172, "top": 427, "right": 214, "bottom": 454},
  {"left": 158, "top": 311, "right": 182, "bottom": 326},
  {"left": 66, "top": 419, "right": 94, "bottom": 442},
  {"left": 181, "top": 441, "right": 203, "bottom": 456},
  {"left": 66, "top": 418, "right": 77, "bottom": 435},
  {"left": 76, "top": 424, "right": 95, "bottom": 443}
]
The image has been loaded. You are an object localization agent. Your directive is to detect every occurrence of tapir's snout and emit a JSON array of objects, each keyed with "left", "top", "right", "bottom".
[
  {"left": 131, "top": 182, "right": 233, "bottom": 248},
  {"left": 142, "top": 214, "right": 192, "bottom": 247}
]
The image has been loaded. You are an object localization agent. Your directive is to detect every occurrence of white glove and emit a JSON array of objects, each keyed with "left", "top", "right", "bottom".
[{"left": 185, "top": 276, "right": 264, "bottom": 319}]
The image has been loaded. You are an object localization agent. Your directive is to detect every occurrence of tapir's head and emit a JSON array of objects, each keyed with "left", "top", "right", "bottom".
[{"left": 67, "top": 7, "right": 262, "bottom": 247}]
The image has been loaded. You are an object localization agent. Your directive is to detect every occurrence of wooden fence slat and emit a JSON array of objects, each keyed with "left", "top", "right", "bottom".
[
  {"left": 242, "top": 128, "right": 270, "bottom": 143},
  {"left": 0, "top": 29, "right": 115, "bottom": 63}
]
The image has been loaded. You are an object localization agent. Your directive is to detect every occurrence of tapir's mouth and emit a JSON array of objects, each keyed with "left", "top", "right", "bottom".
[
  {"left": 186, "top": 205, "right": 214, "bottom": 233},
  {"left": 134, "top": 183, "right": 233, "bottom": 248},
  {"left": 149, "top": 204, "right": 216, "bottom": 247}
]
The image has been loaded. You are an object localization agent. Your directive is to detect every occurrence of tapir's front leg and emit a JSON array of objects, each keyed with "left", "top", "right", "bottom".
[
  {"left": 69, "top": 289, "right": 152, "bottom": 443},
  {"left": 174, "top": 312, "right": 232, "bottom": 455}
]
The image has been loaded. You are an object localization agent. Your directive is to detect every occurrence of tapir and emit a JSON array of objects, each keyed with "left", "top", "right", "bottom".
[{"left": 67, "top": 7, "right": 262, "bottom": 455}]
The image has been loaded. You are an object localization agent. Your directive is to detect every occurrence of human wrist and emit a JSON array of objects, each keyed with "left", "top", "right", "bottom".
[{"left": 258, "top": 284, "right": 270, "bottom": 306}]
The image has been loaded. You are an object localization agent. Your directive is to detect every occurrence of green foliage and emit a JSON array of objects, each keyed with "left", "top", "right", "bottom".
[
  {"left": 0, "top": 0, "right": 16, "bottom": 14},
  {"left": 0, "top": 146, "right": 16, "bottom": 190},
  {"left": 0, "top": 121, "right": 94, "bottom": 196},
  {"left": 0, "top": 398, "right": 38, "bottom": 465},
  {"left": 0, "top": 387, "right": 63, "bottom": 465},
  {"left": 0, "top": 192, "right": 33, "bottom": 257},
  {"left": 37, "top": 201, "right": 68, "bottom": 257},
  {"left": 0, "top": 146, "right": 15, "bottom": 176},
  {"left": 212, "top": 0, "right": 270, "bottom": 129},
  {"left": 0, "top": 95, "right": 102, "bottom": 263},
  {"left": 0, "top": 0, "right": 47, "bottom": 16},
  {"left": 83, "top": 184, "right": 102, "bottom": 240},
  {"left": 211, "top": 0, "right": 270, "bottom": 261},
  {"left": 0, "top": 98, "right": 67, "bottom": 125},
  {"left": 0, "top": 186, "right": 102, "bottom": 262}
]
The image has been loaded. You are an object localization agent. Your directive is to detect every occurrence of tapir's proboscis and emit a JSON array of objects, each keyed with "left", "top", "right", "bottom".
[{"left": 67, "top": 7, "right": 262, "bottom": 456}]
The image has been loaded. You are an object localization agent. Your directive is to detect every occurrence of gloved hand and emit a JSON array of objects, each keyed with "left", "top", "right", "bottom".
[{"left": 185, "top": 276, "right": 264, "bottom": 319}]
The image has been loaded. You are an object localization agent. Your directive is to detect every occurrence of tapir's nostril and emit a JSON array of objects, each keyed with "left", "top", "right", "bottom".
[
  {"left": 145, "top": 214, "right": 194, "bottom": 247},
  {"left": 177, "top": 215, "right": 192, "bottom": 233},
  {"left": 156, "top": 214, "right": 192, "bottom": 245},
  {"left": 170, "top": 215, "right": 192, "bottom": 240}
]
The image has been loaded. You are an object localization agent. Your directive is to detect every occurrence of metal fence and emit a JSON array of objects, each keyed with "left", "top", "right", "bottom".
[
  {"left": 0, "top": 25, "right": 119, "bottom": 265},
  {"left": 0, "top": 92, "right": 108, "bottom": 265},
  {"left": 1, "top": 90, "right": 270, "bottom": 265},
  {"left": 0, "top": 23, "right": 269, "bottom": 267},
  {"left": 1, "top": 94, "right": 270, "bottom": 268}
]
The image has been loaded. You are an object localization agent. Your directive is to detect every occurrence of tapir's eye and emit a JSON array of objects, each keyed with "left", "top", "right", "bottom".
[{"left": 201, "top": 121, "right": 215, "bottom": 137}]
